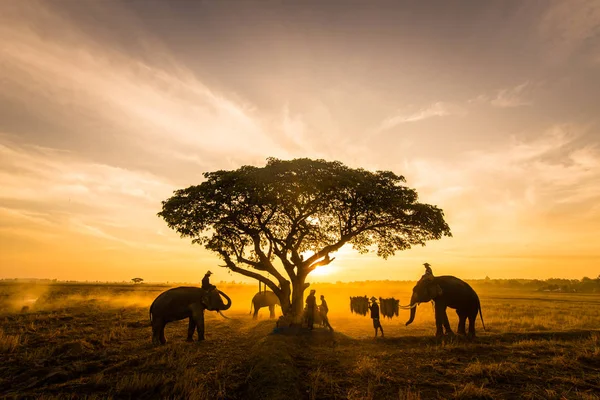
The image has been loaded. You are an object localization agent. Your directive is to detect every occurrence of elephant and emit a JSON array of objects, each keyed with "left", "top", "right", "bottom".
[
  {"left": 249, "top": 290, "right": 280, "bottom": 319},
  {"left": 149, "top": 287, "right": 232, "bottom": 344},
  {"left": 404, "top": 275, "right": 485, "bottom": 338}
]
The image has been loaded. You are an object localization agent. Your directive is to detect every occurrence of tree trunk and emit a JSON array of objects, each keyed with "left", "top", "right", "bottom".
[
  {"left": 277, "top": 280, "right": 292, "bottom": 316},
  {"left": 274, "top": 275, "right": 309, "bottom": 327},
  {"left": 290, "top": 276, "right": 309, "bottom": 324}
]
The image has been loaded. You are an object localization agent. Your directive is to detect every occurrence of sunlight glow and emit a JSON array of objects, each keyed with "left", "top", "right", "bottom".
[{"left": 310, "top": 265, "right": 337, "bottom": 277}]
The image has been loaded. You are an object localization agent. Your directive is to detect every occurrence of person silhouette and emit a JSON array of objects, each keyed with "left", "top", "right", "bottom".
[
  {"left": 201, "top": 271, "right": 216, "bottom": 291},
  {"left": 305, "top": 289, "right": 317, "bottom": 330},
  {"left": 369, "top": 297, "right": 384, "bottom": 337},
  {"left": 423, "top": 262, "right": 433, "bottom": 277},
  {"left": 319, "top": 294, "right": 334, "bottom": 332}
]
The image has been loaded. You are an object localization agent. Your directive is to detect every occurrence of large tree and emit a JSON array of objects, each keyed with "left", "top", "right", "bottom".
[{"left": 158, "top": 158, "right": 451, "bottom": 321}]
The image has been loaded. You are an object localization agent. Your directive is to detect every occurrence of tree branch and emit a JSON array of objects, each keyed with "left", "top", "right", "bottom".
[
  {"left": 250, "top": 234, "right": 288, "bottom": 284},
  {"left": 303, "top": 240, "right": 347, "bottom": 268},
  {"left": 218, "top": 251, "right": 282, "bottom": 296},
  {"left": 306, "top": 254, "right": 336, "bottom": 273}
]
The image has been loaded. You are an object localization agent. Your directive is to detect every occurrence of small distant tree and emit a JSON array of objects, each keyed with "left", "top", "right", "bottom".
[
  {"left": 158, "top": 158, "right": 451, "bottom": 322},
  {"left": 131, "top": 277, "right": 144, "bottom": 284}
]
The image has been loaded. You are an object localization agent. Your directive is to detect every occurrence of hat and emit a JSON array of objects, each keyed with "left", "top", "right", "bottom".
[
  {"left": 310, "top": 289, "right": 316, "bottom": 293},
  {"left": 205, "top": 271, "right": 213, "bottom": 275},
  {"left": 370, "top": 296, "right": 378, "bottom": 302},
  {"left": 423, "top": 262, "right": 431, "bottom": 267}
]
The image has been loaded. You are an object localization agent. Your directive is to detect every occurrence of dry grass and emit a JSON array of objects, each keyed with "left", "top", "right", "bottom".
[
  {"left": 0, "top": 282, "right": 599, "bottom": 399},
  {"left": 0, "top": 330, "right": 22, "bottom": 353},
  {"left": 452, "top": 382, "right": 495, "bottom": 399}
]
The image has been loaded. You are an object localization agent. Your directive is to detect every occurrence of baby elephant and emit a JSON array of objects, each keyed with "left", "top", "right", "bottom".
[
  {"left": 149, "top": 287, "right": 231, "bottom": 344},
  {"left": 405, "top": 275, "right": 485, "bottom": 337}
]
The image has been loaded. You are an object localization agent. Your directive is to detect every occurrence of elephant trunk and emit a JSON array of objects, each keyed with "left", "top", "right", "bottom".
[
  {"left": 218, "top": 290, "right": 232, "bottom": 311},
  {"left": 405, "top": 293, "right": 418, "bottom": 326}
]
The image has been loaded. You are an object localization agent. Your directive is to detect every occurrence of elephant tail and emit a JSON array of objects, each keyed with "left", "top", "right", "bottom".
[{"left": 478, "top": 302, "right": 486, "bottom": 331}]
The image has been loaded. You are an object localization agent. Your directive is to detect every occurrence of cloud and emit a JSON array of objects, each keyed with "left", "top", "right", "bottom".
[
  {"left": 490, "top": 82, "right": 533, "bottom": 108},
  {"left": 469, "top": 82, "right": 533, "bottom": 108},
  {"left": 379, "top": 81, "right": 534, "bottom": 134},
  {"left": 0, "top": 140, "right": 178, "bottom": 251},
  {"left": 539, "top": 0, "right": 600, "bottom": 62},
  {"left": 378, "top": 102, "right": 467, "bottom": 131},
  {"left": 0, "top": 1, "right": 290, "bottom": 176},
  {"left": 403, "top": 126, "right": 600, "bottom": 248}
]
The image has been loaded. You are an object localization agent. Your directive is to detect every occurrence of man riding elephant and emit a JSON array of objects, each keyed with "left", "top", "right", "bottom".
[
  {"left": 405, "top": 264, "right": 485, "bottom": 337},
  {"left": 201, "top": 270, "right": 216, "bottom": 291}
]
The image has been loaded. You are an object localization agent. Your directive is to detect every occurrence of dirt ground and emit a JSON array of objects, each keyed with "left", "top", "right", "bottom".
[{"left": 1, "top": 282, "right": 599, "bottom": 399}]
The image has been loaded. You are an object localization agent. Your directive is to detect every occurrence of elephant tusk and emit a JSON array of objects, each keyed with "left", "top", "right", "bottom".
[
  {"left": 398, "top": 303, "right": 418, "bottom": 309},
  {"left": 218, "top": 311, "right": 232, "bottom": 319}
]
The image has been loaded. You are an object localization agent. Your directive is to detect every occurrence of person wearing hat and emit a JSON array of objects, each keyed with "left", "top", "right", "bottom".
[
  {"left": 201, "top": 270, "right": 216, "bottom": 291},
  {"left": 369, "top": 296, "right": 384, "bottom": 337},
  {"left": 421, "top": 263, "right": 433, "bottom": 279},
  {"left": 305, "top": 289, "right": 317, "bottom": 330},
  {"left": 423, "top": 262, "right": 433, "bottom": 276}
]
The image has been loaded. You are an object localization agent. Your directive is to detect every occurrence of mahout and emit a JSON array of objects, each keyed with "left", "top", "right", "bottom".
[{"left": 149, "top": 287, "right": 231, "bottom": 344}]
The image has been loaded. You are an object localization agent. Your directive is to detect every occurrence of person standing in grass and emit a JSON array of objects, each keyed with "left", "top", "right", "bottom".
[
  {"left": 319, "top": 294, "right": 334, "bottom": 332},
  {"left": 306, "top": 289, "right": 317, "bottom": 330},
  {"left": 369, "top": 296, "right": 384, "bottom": 337}
]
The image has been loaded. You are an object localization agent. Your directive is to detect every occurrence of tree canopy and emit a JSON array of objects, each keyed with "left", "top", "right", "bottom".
[{"left": 158, "top": 158, "right": 451, "bottom": 318}]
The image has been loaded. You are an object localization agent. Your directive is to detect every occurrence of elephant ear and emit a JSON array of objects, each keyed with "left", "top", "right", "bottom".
[
  {"left": 201, "top": 290, "right": 215, "bottom": 308},
  {"left": 428, "top": 283, "right": 443, "bottom": 299}
]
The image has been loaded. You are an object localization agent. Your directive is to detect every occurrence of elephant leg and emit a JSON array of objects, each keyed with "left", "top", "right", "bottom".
[
  {"left": 159, "top": 322, "right": 166, "bottom": 345},
  {"left": 194, "top": 310, "right": 205, "bottom": 341},
  {"left": 457, "top": 310, "right": 467, "bottom": 335},
  {"left": 442, "top": 307, "right": 454, "bottom": 335},
  {"left": 187, "top": 317, "right": 195, "bottom": 342},
  {"left": 467, "top": 313, "right": 476, "bottom": 338},
  {"left": 435, "top": 303, "right": 448, "bottom": 337},
  {"left": 253, "top": 305, "right": 259, "bottom": 320},
  {"left": 269, "top": 305, "right": 275, "bottom": 319},
  {"left": 151, "top": 318, "right": 162, "bottom": 345},
  {"left": 434, "top": 304, "right": 451, "bottom": 337}
]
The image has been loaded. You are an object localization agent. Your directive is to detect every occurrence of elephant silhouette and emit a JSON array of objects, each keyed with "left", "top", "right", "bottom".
[{"left": 249, "top": 290, "right": 280, "bottom": 319}]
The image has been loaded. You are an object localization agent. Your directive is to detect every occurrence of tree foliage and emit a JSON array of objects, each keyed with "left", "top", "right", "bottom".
[{"left": 158, "top": 158, "right": 451, "bottom": 317}]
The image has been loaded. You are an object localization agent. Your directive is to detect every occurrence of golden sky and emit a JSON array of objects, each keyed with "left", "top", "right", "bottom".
[{"left": 1, "top": 1, "right": 599, "bottom": 283}]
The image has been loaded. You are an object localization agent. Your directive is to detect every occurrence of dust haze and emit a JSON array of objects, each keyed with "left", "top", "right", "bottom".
[{"left": 2, "top": 280, "right": 599, "bottom": 399}]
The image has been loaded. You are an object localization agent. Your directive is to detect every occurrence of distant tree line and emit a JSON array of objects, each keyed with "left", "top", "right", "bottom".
[{"left": 477, "top": 275, "right": 600, "bottom": 293}]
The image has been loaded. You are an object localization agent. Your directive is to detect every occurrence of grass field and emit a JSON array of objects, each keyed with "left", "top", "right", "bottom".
[{"left": 1, "top": 282, "right": 599, "bottom": 399}]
